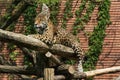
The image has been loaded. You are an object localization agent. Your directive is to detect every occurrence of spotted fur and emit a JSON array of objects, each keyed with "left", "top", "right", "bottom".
[{"left": 28, "top": 3, "right": 84, "bottom": 72}]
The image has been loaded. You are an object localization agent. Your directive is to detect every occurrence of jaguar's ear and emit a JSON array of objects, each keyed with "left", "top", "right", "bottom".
[
  {"left": 42, "top": 3, "right": 49, "bottom": 12},
  {"left": 41, "top": 3, "right": 50, "bottom": 20}
]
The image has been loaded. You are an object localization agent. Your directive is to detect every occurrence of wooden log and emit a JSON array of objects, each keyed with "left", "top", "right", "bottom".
[
  {"left": 50, "top": 44, "right": 75, "bottom": 58},
  {"left": 19, "top": 47, "right": 39, "bottom": 67},
  {"left": 73, "top": 66, "right": 120, "bottom": 79},
  {"left": 0, "top": 55, "right": 12, "bottom": 65},
  {"left": 114, "top": 76, "right": 120, "bottom": 80},
  {"left": 0, "top": 29, "right": 76, "bottom": 58},
  {"left": 57, "top": 64, "right": 76, "bottom": 74},
  {"left": 45, "top": 52, "right": 62, "bottom": 65},
  {"left": 44, "top": 68, "right": 54, "bottom": 80},
  {"left": 5, "top": 0, "right": 21, "bottom": 14},
  {"left": 85, "top": 66, "right": 120, "bottom": 78},
  {"left": 35, "top": 53, "right": 48, "bottom": 77},
  {"left": 54, "top": 75, "right": 66, "bottom": 80},
  {"left": 38, "top": 75, "right": 65, "bottom": 80},
  {"left": 20, "top": 75, "right": 37, "bottom": 80},
  {"left": 20, "top": 47, "right": 33, "bottom": 57},
  {"left": 0, "top": 65, "right": 36, "bottom": 75},
  {"left": 0, "top": 29, "right": 49, "bottom": 51}
]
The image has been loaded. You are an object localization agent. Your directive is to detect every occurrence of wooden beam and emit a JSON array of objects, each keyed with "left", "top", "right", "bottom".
[
  {"left": 50, "top": 44, "right": 75, "bottom": 58},
  {"left": 44, "top": 68, "right": 54, "bottom": 80},
  {"left": 45, "top": 52, "right": 62, "bottom": 65},
  {"left": 73, "top": 66, "right": 120, "bottom": 79}
]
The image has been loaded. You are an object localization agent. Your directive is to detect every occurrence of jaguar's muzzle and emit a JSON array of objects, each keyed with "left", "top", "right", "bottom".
[{"left": 34, "top": 23, "right": 47, "bottom": 34}]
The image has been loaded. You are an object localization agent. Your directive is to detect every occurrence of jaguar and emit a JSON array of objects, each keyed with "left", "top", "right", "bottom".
[{"left": 28, "top": 3, "right": 84, "bottom": 73}]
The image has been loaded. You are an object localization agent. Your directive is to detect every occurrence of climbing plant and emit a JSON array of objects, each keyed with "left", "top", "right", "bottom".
[
  {"left": 48, "top": 2, "right": 59, "bottom": 26},
  {"left": 23, "top": 4, "right": 37, "bottom": 35},
  {"left": 73, "top": 0, "right": 96, "bottom": 35},
  {"left": 83, "top": 0, "right": 111, "bottom": 72},
  {"left": 61, "top": 0, "right": 73, "bottom": 28}
]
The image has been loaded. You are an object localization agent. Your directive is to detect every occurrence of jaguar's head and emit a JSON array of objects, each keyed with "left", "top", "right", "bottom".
[{"left": 34, "top": 3, "right": 50, "bottom": 34}]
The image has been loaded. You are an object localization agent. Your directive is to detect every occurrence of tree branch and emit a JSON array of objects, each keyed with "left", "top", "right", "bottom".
[
  {"left": 0, "top": 0, "right": 21, "bottom": 27},
  {"left": 0, "top": 54, "right": 12, "bottom": 65},
  {"left": 6, "top": 0, "right": 21, "bottom": 14},
  {"left": 0, "top": 0, "right": 34, "bottom": 29}
]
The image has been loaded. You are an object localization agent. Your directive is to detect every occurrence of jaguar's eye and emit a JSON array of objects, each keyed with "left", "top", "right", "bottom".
[{"left": 43, "top": 24, "right": 47, "bottom": 28}]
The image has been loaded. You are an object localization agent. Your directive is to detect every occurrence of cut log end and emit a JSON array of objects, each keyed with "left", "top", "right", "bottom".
[
  {"left": 45, "top": 52, "right": 52, "bottom": 57},
  {"left": 58, "top": 64, "right": 76, "bottom": 74}
]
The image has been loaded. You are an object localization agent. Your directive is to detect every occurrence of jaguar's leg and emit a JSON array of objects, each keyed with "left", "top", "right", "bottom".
[{"left": 57, "top": 36, "right": 84, "bottom": 73}]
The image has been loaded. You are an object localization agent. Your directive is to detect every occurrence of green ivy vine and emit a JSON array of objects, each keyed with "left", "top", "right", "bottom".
[
  {"left": 23, "top": 3, "right": 37, "bottom": 35},
  {"left": 73, "top": 0, "right": 87, "bottom": 35},
  {"left": 75, "top": 0, "right": 87, "bottom": 17},
  {"left": 83, "top": 0, "right": 111, "bottom": 72},
  {"left": 8, "top": 43, "right": 18, "bottom": 61},
  {"left": 48, "top": 2, "right": 59, "bottom": 26},
  {"left": 73, "top": 0, "right": 96, "bottom": 35},
  {"left": 61, "top": 0, "right": 73, "bottom": 28}
]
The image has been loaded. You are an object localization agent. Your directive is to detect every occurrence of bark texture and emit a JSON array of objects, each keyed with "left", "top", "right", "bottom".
[{"left": 0, "top": 29, "right": 75, "bottom": 58}]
